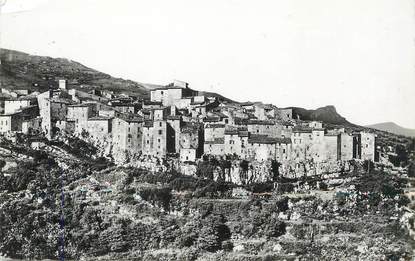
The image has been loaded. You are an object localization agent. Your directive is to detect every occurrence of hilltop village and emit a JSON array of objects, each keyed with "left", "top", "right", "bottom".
[
  {"left": 0, "top": 79, "right": 376, "bottom": 176},
  {"left": 2, "top": 78, "right": 415, "bottom": 261}
]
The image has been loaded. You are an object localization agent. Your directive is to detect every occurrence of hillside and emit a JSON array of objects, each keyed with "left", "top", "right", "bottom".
[
  {"left": 0, "top": 49, "right": 235, "bottom": 102},
  {"left": 366, "top": 122, "right": 415, "bottom": 138},
  {"left": 289, "top": 105, "right": 350, "bottom": 125},
  {"left": 0, "top": 49, "right": 148, "bottom": 97}
]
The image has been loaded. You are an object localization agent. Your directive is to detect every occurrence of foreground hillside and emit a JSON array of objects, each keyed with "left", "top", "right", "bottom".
[{"left": 0, "top": 134, "right": 414, "bottom": 260}]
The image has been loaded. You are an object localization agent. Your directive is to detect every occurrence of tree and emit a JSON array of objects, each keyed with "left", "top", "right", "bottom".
[{"left": 271, "top": 160, "right": 281, "bottom": 181}]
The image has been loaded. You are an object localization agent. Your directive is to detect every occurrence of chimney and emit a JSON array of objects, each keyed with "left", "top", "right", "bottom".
[{"left": 59, "top": 79, "right": 67, "bottom": 90}]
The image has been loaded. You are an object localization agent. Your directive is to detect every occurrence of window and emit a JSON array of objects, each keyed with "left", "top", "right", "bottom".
[
  {"left": 257, "top": 129, "right": 259, "bottom": 133},
  {"left": 159, "top": 122, "right": 162, "bottom": 127},
  {"left": 158, "top": 139, "right": 161, "bottom": 143},
  {"left": 283, "top": 149, "right": 286, "bottom": 154},
  {"left": 128, "top": 127, "right": 130, "bottom": 132},
  {"left": 186, "top": 156, "right": 189, "bottom": 160},
  {"left": 128, "top": 138, "right": 131, "bottom": 143},
  {"left": 147, "top": 140, "right": 149, "bottom": 144},
  {"left": 158, "top": 130, "right": 162, "bottom": 135},
  {"left": 161, "top": 91, "right": 164, "bottom": 95}
]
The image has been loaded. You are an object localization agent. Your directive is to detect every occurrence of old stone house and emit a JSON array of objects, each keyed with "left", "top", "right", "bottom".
[{"left": 112, "top": 116, "right": 144, "bottom": 156}]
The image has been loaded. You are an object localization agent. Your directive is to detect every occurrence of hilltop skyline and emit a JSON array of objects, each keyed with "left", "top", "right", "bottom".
[{"left": 1, "top": 0, "right": 414, "bottom": 128}]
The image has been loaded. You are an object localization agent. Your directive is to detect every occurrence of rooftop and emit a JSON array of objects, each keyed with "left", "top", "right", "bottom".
[
  {"left": 248, "top": 135, "right": 279, "bottom": 144},
  {"left": 205, "top": 138, "right": 225, "bottom": 145}
]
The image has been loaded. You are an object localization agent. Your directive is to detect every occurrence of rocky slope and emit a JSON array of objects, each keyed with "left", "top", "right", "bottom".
[{"left": 366, "top": 122, "right": 415, "bottom": 138}]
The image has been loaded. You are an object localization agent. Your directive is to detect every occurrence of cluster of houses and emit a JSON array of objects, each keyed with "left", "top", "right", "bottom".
[{"left": 0, "top": 79, "right": 376, "bottom": 165}]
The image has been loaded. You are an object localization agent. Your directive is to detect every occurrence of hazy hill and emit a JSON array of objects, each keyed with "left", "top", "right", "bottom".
[
  {"left": 289, "top": 105, "right": 350, "bottom": 125},
  {"left": 366, "top": 122, "right": 415, "bottom": 138}
]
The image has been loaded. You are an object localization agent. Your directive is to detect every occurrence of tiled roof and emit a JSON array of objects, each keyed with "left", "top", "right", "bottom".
[
  {"left": 247, "top": 119, "right": 275, "bottom": 125},
  {"left": 50, "top": 98, "right": 74, "bottom": 104},
  {"left": 203, "top": 117, "right": 221, "bottom": 122},
  {"left": 205, "top": 123, "right": 225, "bottom": 128},
  {"left": 68, "top": 103, "right": 91, "bottom": 107},
  {"left": 88, "top": 116, "right": 112, "bottom": 121},
  {"left": 166, "top": 115, "right": 181, "bottom": 120},
  {"left": 205, "top": 138, "right": 225, "bottom": 144},
  {"left": 276, "top": 137, "right": 292, "bottom": 144},
  {"left": 292, "top": 127, "right": 313, "bottom": 133},
  {"left": 117, "top": 114, "right": 144, "bottom": 123},
  {"left": 248, "top": 135, "right": 279, "bottom": 144}
]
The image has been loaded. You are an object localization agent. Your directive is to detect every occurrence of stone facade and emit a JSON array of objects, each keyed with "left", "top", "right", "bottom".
[{"left": 112, "top": 117, "right": 144, "bottom": 156}]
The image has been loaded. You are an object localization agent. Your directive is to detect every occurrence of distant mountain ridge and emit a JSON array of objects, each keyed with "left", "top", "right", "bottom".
[{"left": 365, "top": 122, "right": 415, "bottom": 138}]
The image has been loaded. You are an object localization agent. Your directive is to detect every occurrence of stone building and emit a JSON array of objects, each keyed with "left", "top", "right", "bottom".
[
  {"left": 247, "top": 120, "right": 280, "bottom": 138},
  {"left": 142, "top": 120, "right": 169, "bottom": 157},
  {"left": 87, "top": 117, "right": 112, "bottom": 139},
  {"left": 275, "top": 138, "right": 292, "bottom": 163},
  {"left": 291, "top": 127, "right": 314, "bottom": 162},
  {"left": 337, "top": 132, "right": 353, "bottom": 161},
  {"left": 204, "top": 123, "right": 225, "bottom": 143},
  {"left": 247, "top": 135, "right": 277, "bottom": 162},
  {"left": 37, "top": 90, "right": 73, "bottom": 139},
  {"left": 180, "top": 122, "right": 203, "bottom": 160},
  {"left": 204, "top": 138, "right": 225, "bottom": 156},
  {"left": 67, "top": 104, "right": 95, "bottom": 133},
  {"left": 112, "top": 103, "right": 141, "bottom": 114},
  {"left": 150, "top": 80, "right": 197, "bottom": 106},
  {"left": 4, "top": 95, "right": 37, "bottom": 115},
  {"left": 353, "top": 132, "right": 376, "bottom": 161},
  {"left": 0, "top": 105, "right": 38, "bottom": 134},
  {"left": 0, "top": 112, "right": 23, "bottom": 133},
  {"left": 324, "top": 134, "right": 339, "bottom": 162},
  {"left": 112, "top": 116, "right": 144, "bottom": 156},
  {"left": 224, "top": 128, "right": 249, "bottom": 158},
  {"left": 180, "top": 148, "right": 196, "bottom": 162},
  {"left": 276, "top": 108, "right": 293, "bottom": 121},
  {"left": 68, "top": 89, "right": 109, "bottom": 104},
  {"left": 22, "top": 117, "right": 42, "bottom": 135}
]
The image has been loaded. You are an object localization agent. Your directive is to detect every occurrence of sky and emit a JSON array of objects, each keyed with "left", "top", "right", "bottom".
[{"left": 1, "top": 0, "right": 414, "bottom": 128}]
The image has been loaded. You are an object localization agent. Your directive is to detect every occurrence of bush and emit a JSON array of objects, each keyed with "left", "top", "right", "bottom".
[{"left": 138, "top": 187, "right": 172, "bottom": 211}]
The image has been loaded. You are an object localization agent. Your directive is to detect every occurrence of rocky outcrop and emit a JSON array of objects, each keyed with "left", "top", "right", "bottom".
[{"left": 290, "top": 105, "right": 350, "bottom": 125}]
